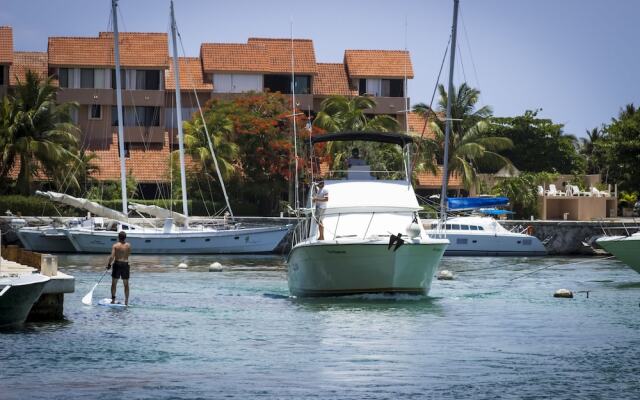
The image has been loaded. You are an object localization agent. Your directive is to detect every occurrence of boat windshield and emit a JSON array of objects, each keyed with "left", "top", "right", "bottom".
[{"left": 314, "top": 140, "right": 411, "bottom": 182}]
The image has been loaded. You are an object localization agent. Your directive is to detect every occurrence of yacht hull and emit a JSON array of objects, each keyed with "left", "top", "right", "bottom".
[
  {"left": 438, "top": 232, "right": 547, "bottom": 256},
  {"left": 0, "top": 274, "right": 50, "bottom": 328},
  {"left": 596, "top": 236, "right": 640, "bottom": 273},
  {"left": 65, "top": 225, "right": 291, "bottom": 254},
  {"left": 287, "top": 241, "right": 448, "bottom": 297},
  {"left": 17, "top": 227, "right": 75, "bottom": 253}
]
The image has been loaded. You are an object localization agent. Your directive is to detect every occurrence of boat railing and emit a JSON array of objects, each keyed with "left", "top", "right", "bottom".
[
  {"left": 324, "top": 169, "right": 408, "bottom": 181},
  {"left": 291, "top": 209, "right": 422, "bottom": 245}
]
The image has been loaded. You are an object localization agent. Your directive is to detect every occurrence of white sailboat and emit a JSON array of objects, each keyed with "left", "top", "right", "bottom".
[
  {"left": 287, "top": 133, "right": 449, "bottom": 297},
  {"left": 596, "top": 233, "right": 640, "bottom": 273},
  {"left": 17, "top": 190, "right": 126, "bottom": 253},
  {"left": 64, "top": 0, "right": 291, "bottom": 254}
]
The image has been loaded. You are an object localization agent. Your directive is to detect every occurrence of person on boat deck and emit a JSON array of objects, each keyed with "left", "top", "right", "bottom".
[
  {"left": 107, "top": 231, "right": 131, "bottom": 305},
  {"left": 313, "top": 179, "right": 329, "bottom": 240},
  {"left": 347, "top": 148, "right": 366, "bottom": 168}
]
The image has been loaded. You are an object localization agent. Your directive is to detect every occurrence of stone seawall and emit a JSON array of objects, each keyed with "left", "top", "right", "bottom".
[{"left": 500, "top": 220, "right": 640, "bottom": 255}]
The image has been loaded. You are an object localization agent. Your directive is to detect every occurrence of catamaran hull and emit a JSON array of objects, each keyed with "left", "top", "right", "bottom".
[
  {"left": 287, "top": 241, "right": 448, "bottom": 297},
  {"left": 0, "top": 275, "right": 50, "bottom": 328},
  {"left": 596, "top": 236, "right": 640, "bottom": 273},
  {"left": 65, "top": 226, "right": 291, "bottom": 254},
  {"left": 17, "top": 227, "right": 75, "bottom": 253},
  {"left": 438, "top": 233, "right": 547, "bottom": 256}
]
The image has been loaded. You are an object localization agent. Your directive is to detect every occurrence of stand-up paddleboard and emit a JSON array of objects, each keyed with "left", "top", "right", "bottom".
[{"left": 97, "top": 298, "right": 128, "bottom": 308}]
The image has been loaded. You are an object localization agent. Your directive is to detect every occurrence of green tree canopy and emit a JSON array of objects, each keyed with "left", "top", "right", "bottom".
[
  {"left": 488, "top": 109, "right": 585, "bottom": 175},
  {"left": 596, "top": 104, "right": 640, "bottom": 191}
]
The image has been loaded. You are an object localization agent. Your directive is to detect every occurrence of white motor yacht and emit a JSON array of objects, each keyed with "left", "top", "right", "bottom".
[
  {"left": 424, "top": 215, "right": 546, "bottom": 256},
  {"left": 287, "top": 132, "right": 449, "bottom": 297},
  {"left": 596, "top": 233, "right": 640, "bottom": 273}
]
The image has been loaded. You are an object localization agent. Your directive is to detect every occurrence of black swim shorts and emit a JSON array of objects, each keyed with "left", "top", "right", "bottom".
[{"left": 112, "top": 261, "right": 130, "bottom": 280}]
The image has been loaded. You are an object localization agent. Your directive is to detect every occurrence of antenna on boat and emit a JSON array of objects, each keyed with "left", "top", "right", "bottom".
[
  {"left": 439, "top": 0, "right": 459, "bottom": 224},
  {"left": 111, "top": 0, "right": 128, "bottom": 215},
  {"left": 169, "top": 0, "right": 189, "bottom": 225},
  {"left": 290, "top": 18, "right": 300, "bottom": 215}
]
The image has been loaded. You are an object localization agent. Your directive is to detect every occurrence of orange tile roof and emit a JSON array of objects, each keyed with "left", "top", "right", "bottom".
[
  {"left": 48, "top": 32, "right": 168, "bottom": 68},
  {"left": 416, "top": 166, "right": 463, "bottom": 189},
  {"left": 201, "top": 38, "right": 317, "bottom": 75},
  {"left": 407, "top": 111, "right": 437, "bottom": 140},
  {"left": 344, "top": 50, "right": 413, "bottom": 78},
  {"left": 165, "top": 57, "right": 212, "bottom": 91},
  {"left": 10, "top": 52, "right": 48, "bottom": 86},
  {"left": 200, "top": 42, "right": 271, "bottom": 73},
  {"left": 90, "top": 133, "right": 171, "bottom": 183},
  {"left": 313, "top": 63, "right": 357, "bottom": 96},
  {"left": 247, "top": 38, "right": 317, "bottom": 74},
  {"left": 0, "top": 26, "right": 12, "bottom": 64}
]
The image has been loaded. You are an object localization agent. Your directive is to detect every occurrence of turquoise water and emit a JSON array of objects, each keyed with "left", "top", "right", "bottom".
[{"left": 1, "top": 255, "right": 639, "bottom": 399}]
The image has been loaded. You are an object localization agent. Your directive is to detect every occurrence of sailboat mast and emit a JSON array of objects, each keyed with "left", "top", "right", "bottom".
[
  {"left": 290, "top": 20, "right": 299, "bottom": 213},
  {"left": 111, "top": 0, "right": 128, "bottom": 215},
  {"left": 439, "top": 0, "right": 459, "bottom": 221},
  {"left": 170, "top": 0, "right": 189, "bottom": 222}
]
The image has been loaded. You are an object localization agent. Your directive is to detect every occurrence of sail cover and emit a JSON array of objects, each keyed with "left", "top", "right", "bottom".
[
  {"left": 128, "top": 203, "right": 188, "bottom": 226},
  {"left": 447, "top": 197, "right": 509, "bottom": 210},
  {"left": 36, "top": 191, "right": 129, "bottom": 222}
]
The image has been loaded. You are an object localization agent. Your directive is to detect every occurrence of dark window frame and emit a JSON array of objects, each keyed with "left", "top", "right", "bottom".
[
  {"left": 59, "top": 68, "right": 69, "bottom": 88},
  {"left": 80, "top": 68, "right": 94, "bottom": 88},
  {"left": 89, "top": 104, "right": 102, "bottom": 120}
]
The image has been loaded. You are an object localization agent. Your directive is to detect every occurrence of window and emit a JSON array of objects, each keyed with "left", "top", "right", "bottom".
[
  {"left": 111, "top": 68, "right": 127, "bottom": 89},
  {"left": 89, "top": 104, "right": 102, "bottom": 120},
  {"left": 478, "top": 226, "right": 484, "bottom": 231},
  {"left": 136, "top": 70, "right": 160, "bottom": 90},
  {"left": 461, "top": 225, "right": 470, "bottom": 231},
  {"left": 0, "top": 65, "right": 4, "bottom": 85},
  {"left": 470, "top": 225, "right": 478, "bottom": 231},
  {"left": 358, "top": 79, "right": 366, "bottom": 95},
  {"left": 385, "top": 79, "right": 404, "bottom": 97},
  {"left": 80, "top": 68, "right": 94, "bottom": 88},
  {"left": 112, "top": 106, "right": 159, "bottom": 127},
  {"left": 294, "top": 75, "right": 311, "bottom": 94},
  {"left": 264, "top": 74, "right": 290, "bottom": 94},
  {"left": 451, "top": 224, "right": 460, "bottom": 230},
  {"left": 59, "top": 68, "right": 69, "bottom": 88}
]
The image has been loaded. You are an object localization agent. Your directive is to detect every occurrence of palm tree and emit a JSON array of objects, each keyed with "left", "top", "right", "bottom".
[
  {"left": 181, "top": 109, "right": 239, "bottom": 182},
  {"left": 425, "top": 83, "right": 513, "bottom": 191},
  {"left": 0, "top": 71, "right": 80, "bottom": 195},
  {"left": 313, "top": 96, "right": 399, "bottom": 133}
]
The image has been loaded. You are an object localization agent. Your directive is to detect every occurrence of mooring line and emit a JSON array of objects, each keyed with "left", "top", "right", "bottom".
[{"left": 508, "top": 256, "right": 616, "bottom": 281}]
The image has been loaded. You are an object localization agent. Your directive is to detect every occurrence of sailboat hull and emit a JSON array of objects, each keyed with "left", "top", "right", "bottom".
[
  {"left": 287, "top": 240, "right": 448, "bottom": 297},
  {"left": 17, "top": 227, "right": 75, "bottom": 253},
  {"left": 65, "top": 225, "right": 291, "bottom": 254}
]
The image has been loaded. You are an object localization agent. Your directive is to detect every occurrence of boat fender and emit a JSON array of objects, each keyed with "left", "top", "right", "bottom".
[
  {"left": 437, "top": 270, "right": 454, "bottom": 280},
  {"left": 406, "top": 222, "right": 421, "bottom": 238},
  {"left": 178, "top": 262, "right": 188, "bottom": 269},
  {"left": 209, "top": 262, "right": 223, "bottom": 272},
  {"left": 553, "top": 288, "right": 573, "bottom": 298}
]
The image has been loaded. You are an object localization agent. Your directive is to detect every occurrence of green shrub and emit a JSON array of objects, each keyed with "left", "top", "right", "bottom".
[{"left": 0, "top": 195, "right": 82, "bottom": 217}]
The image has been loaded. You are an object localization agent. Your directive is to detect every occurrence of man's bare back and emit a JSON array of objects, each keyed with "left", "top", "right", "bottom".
[{"left": 111, "top": 241, "right": 131, "bottom": 262}]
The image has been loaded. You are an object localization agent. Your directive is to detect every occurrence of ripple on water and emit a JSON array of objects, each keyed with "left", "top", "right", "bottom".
[{"left": 1, "top": 255, "right": 639, "bottom": 399}]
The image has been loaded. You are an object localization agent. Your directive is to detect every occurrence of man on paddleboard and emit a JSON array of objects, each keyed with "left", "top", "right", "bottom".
[{"left": 107, "top": 231, "right": 131, "bottom": 305}]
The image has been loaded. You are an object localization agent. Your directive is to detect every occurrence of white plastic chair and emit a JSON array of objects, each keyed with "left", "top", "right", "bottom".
[
  {"left": 546, "top": 184, "right": 564, "bottom": 196},
  {"left": 537, "top": 186, "right": 544, "bottom": 196},
  {"left": 590, "top": 187, "right": 601, "bottom": 197}
]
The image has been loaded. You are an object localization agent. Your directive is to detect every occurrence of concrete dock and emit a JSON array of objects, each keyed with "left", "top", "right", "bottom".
[{"left": 0, "top": 245, "right": 74, "bottom": 321}]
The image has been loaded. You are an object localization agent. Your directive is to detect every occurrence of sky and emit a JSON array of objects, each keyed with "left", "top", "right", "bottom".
[{"left": 2, "top": 0, "right": 639, "bottom": 137}]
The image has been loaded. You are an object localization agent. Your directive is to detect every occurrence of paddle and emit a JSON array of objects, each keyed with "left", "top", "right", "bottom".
[{"left": 81, "top": 268, "right": 110, "bottom": 306}]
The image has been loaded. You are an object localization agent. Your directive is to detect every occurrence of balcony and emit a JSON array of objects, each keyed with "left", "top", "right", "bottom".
[
  {"left": 56, "top": 88, "right": 165, "bottom": 107},
  {"left": 123, "top": 126, "right": 165, "bottom": 144},
  {"left": 210, "top": 92, "right": 314, "bottom": 111}
]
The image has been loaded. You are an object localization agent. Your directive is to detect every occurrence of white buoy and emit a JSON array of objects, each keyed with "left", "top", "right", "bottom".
[
  {"left": 553, "top": 288, "right": 573, "bottom": 298},
  {"left": 209, "top": 262, "right": 223, "bottom": 272},
  {"left": 177, "top": 262, "right": 188, "bottom": 269},
  {"left": 437, "top": 270, "right": 454, "bottom": 280}
]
